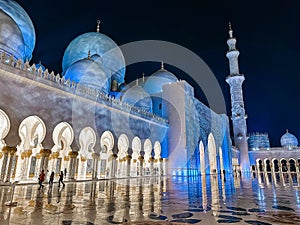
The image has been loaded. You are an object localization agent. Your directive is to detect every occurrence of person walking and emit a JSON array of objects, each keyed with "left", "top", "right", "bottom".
[
  {"left": 49, "top": 171, "right": 55, "bottom": 188},
  {"left": 58, "top": 171, "right": 65, "bottom": 188},
  {"left": 38, "top": 170, "right": 45, "bottom": 190}
]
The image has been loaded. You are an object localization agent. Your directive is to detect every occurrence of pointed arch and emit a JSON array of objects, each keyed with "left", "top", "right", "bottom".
[
  {"left": 0, "top": 109, "right": 10, "bottom": 145},
  {"left": 79, "top": 127, "right": 96, "bottom": 157},
  {"left": 208, "top": 133, "right": 217, "bottom": 174},
  {"left": 52, "top": 122, "right": 74, "bottom": 154},
  {"left": 154, "top": 141, "right": 161, "bottom": 159},
  {"left": 100, "top": 131, "right": 114, "bottom": 153},
  {"left": 199, "top": 140, "right": 205, "bottom": 175}
]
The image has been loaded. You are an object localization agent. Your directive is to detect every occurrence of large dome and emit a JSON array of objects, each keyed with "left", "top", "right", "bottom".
[
  {"left": 122, "top": 86, "right": 153, "bottom": 112},
  {"left": 143, "top": 63, "right": 178, "bottom": 95},
  {"left": 0, "top": 10, "right": 25, "bottom": 60},
  {"left": 62, "top": 32, "right": 125, "bottom": 84},
  {"left": 64, "top": 56, "right": 109, "bottom": 94},
  {"left": 0, "top": 0, "right": 35, "bottom": 61},
  {"left": 280, "top": 130, "right": 298, "bottom": 148}
]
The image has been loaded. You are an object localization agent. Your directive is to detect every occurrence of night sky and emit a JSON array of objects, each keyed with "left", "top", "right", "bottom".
[{"left": 18, "top": 0, "right": 300, "bottom": 147}]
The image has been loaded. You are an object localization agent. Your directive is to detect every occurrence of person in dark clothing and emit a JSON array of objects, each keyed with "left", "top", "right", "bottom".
[
  {"left": 38, "top": 170, "right": 45, "bottom": 190},
  {"left": 49, "top": 171, "right": 55, "bottom": 188},
  {"left": 58, "top": 171, "right": 65, "bottom": 188}
]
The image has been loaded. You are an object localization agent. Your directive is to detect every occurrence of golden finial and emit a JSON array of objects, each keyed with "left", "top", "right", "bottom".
[
  {"left": 87, "top": 50, "right": 91, "bottom": 59},
  {"left": 142, "top": 72, "right": 145, "bottom": 83},
  {"left": 228, "top": 21, "right": 233, "bottom": 38},
  {"left": 96, "top": 20, "right": 101, "bottom": 33},
  {"left": 161, "top": 61, "right": 164, "bottom": 70}
]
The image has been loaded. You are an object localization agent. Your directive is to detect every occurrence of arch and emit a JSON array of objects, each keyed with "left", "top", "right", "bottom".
[
  {"left": 118, "top": 134, "right": 129, "bottom": 155},
  {"left": 154, "top": 141, "right": 161, "bottom": 159},
  {"left": 79, "top": 127, "right": 96, "bottom": 157},
  {"left": 289, "top": 158, "right": 296, "bottom": 172},
  {"left": 0, "top": 109, "right": 10, "bottom": 143},
  {"left": 117, "top": 134, "right": 129, "bottom": 158},
  {"left": 52, "top": 122, "right": 74, "bottom": 154},
  {"left": 132, "top": 136, "right": 141, "bottom": 158},
  {"left": 256, "top": 158, "right": 263, "bottom": 172},
  {"left": 208, "top": 133, "right": 217, "bottom": 174},
  {"left": 18, "top": 115, "right": 46, "bottom": 151},
  {"left": 263, "top": 158, "right": 271, "bottom": 172},
  {"left": 272, "top": 158, "right": 279, "bottom": 172},
  {"left": 100, "top": 131, "right": 114, "bottom": 153},
  {"left": 144, "top": 139, "right": 152, "bottom": 156},
  {"left": 199, "top": 141, "right": 205, "bottom": 175},
  {"left": 280, "top": 158, "right": 288, "bottom": 172}
]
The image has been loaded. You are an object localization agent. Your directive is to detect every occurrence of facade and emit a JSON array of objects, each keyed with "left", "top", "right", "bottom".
[{"left": 0, "top": 0, "right": 233, "bottom": 183}]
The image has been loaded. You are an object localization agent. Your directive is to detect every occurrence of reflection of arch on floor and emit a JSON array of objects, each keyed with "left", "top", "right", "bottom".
[
  {"left": 208, "top": 133, "right": 217, "bottom": 174},
  {"left": 77, "top": 127, "right": 96, "bottom": 180},
  {"left": 15, "top": 115, "right": 46, "bottom": 181}
]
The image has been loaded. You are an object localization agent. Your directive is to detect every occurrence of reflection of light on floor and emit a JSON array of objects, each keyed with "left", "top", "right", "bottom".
[{"left": 3, "top": 173, "right": 300, "bottom": 224}]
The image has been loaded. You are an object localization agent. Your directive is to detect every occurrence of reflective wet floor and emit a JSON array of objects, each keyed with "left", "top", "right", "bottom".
[{"left": 0, "top": 173, "right": 300, "bottom": 224}]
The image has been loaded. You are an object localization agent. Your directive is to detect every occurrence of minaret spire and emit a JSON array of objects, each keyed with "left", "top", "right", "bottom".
[
  {"left": 96, "top": 20, "right": 101, "bottom": 33},
  {"left": 225, "top": 23, "right": 250, "bottom": 172},
  {"left": 161, "top": 61, "right": 165, "bottom": 70},
  {"left": 228, "top": 21, "right": 233, "bottom": 38}
]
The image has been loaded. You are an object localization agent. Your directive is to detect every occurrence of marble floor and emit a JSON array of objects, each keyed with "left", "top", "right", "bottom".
[{"left": 0, "top": 173, "right": 300, "bottom": 225}]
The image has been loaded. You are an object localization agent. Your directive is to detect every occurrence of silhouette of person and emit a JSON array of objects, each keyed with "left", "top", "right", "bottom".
[
  {"left": 38, "top": 170, "right": 45, "bottom": 190},
  {"left": 58, "top": 171, "right": 65, "bottom": 188},
  {"left": 49, "top": 171, "right": 55, "bottom": 188}
]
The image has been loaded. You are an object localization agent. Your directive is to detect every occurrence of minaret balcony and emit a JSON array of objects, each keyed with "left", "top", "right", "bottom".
[{"left": 226, "top": 50, "right": 240, "bottom": 59}]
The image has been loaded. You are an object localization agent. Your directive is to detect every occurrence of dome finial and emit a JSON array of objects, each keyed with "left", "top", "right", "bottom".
[
  {"left": 286, "top": 129, "right": 289, "bottom": 133},
  {"left": 228, "top": 21, "right": 233, "bottom": 38},
  {"left": 96, "top": 20, "right": 101, "bottom": 33},
  {"left": 136, "top": 77, "right": 139, "bottom": 86},
  {"left": 87, "top": 50, "right": 91, "bottom": 59},
  {"left": 142, "top": 72, "right": 145, "bottom": 83},
  {"left": 161, "top": 61, "right": 164, "bottom": 70}
]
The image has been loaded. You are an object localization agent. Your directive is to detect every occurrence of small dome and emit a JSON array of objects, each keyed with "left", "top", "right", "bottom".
[
  {"left": 0, "top": 0, "right": 35, "bottom": 61},
  {"left": 280, "top": 130, "right": 298, "bottom": 148},
  {"left": 62, "top": 32, "right": 125, "bottom": 84},
  {"left": 122, "top": 86, "right": 153, "bottom": 112},
  {"left": 36, "top": 63, "right": 45, "bottom": 71},
  {"left": 64, "top": 57, "right": 109, "bottom": 94},
  {"left": 0, "top": 10, "right": 25, "bottom": 60},
  {"left": 143, "top": 63, "right": 178, "bottom": 95}
]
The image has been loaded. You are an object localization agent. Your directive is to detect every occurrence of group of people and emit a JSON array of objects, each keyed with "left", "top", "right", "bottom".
[{"left": 38, "top": 169, "right": 66, "bottom": 190}]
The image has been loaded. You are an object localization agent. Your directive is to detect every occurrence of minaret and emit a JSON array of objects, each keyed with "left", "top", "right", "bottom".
[{"left": 225, "top": 22, "right": 250, "bottom": 172}]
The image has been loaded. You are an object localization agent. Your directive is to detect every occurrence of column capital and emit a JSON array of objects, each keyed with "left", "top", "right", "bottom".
[
  {"left": 92, "top": 153, "right": 100, "bottom": 159},
  {"left": 52, "top": 152, "right": 60, "bottom": 158},
  {"left": 40, "top": 149, "right": 52, "bottom": 156},
  {"left": 68, "top": 151, "right": 79, "bottom": 158},
  {"left": 138, "top": 156, "right": 144, "bottom": 162}
]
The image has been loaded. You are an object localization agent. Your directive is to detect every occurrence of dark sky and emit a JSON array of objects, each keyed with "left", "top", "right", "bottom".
[{"left": 18, "top": 0, "right": 300, "bottom": 147}]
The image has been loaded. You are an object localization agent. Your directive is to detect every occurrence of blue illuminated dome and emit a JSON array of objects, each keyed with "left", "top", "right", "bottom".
[
  {"left": 0, "top": 0, "right": 35, "bottom": 61},
  {"left": 62, "top": 31, "right": 125, "bottom": 84},
  {"left": 280, "top": 130, "right": 298, "bottom": 148},
  {"left": 0, "top": 10, "right": 24, "bottom": 60},
  {"left": 122, "top": 86, "right": 153, "bottom": 112},
  {"left": 143, "top": 63, "right": 178, "bottom": 95},
  {"left": 64, "top": 56, "right": 109, "bottom": 94}
]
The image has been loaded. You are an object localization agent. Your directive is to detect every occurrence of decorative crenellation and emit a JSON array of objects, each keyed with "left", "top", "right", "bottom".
[{"left": 0, "top": 53, "right": 168, "bottom": 124}]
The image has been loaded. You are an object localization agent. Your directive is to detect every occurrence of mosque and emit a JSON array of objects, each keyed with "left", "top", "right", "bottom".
[{"left": 0, "top": 0, "right": 298, "bottom": 184}]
